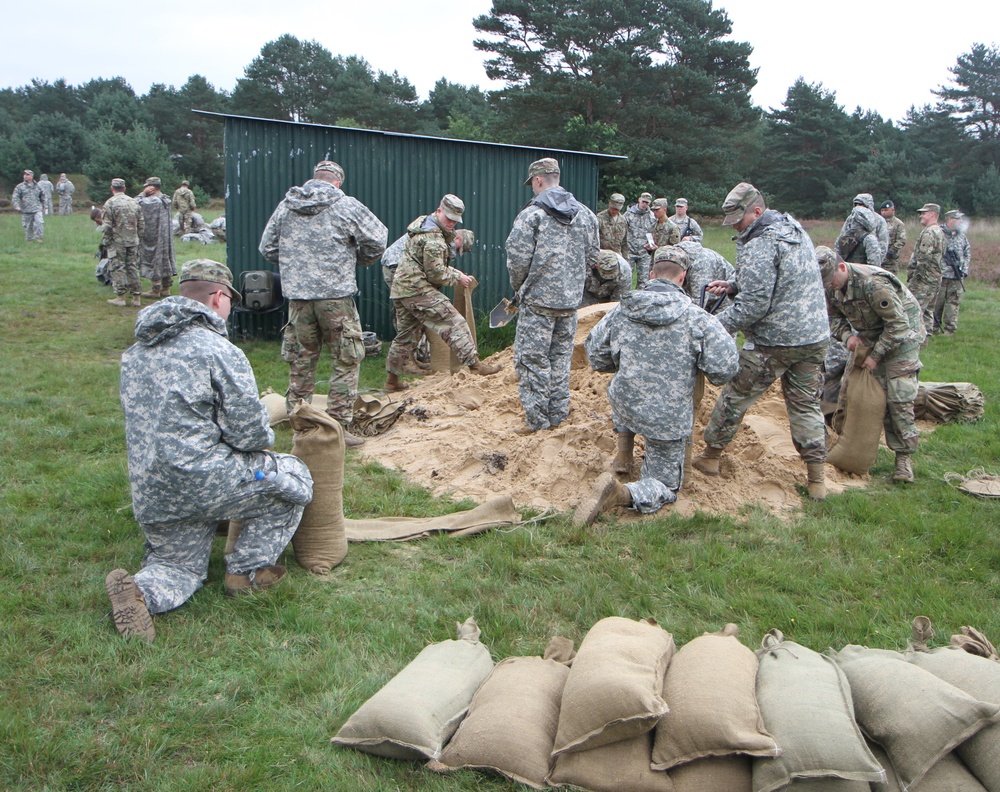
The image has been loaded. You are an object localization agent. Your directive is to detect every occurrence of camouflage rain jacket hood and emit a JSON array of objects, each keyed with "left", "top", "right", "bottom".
[{"left": 121, "top": 296, "right": 274, "bottom": 523}]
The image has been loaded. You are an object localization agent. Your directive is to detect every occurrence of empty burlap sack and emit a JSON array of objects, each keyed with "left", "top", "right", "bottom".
[
  {"left": 827, "top": 346, "right": 886, "bottom": 475},
  {"left": 951, "top": 625, "right": 1000, "bottom": 660},
  {"left": 347, "top": 393, "right": 405, "bottom": 437},
  {"left": 668, "top": 755, "right": 751, "bottom": 792},
  {"left": 438, "top": 636, "right": 574, "bottom": 789},
  {"left": 288, "top": 402, "right": 346, "bottom": 574},
  {"left": 553, "top": 617, "right": 674, "bottom": 755},
  {"left": 652, "top": 624, "right": 778, "bottom": 770},
  {"left": 427, "top": 276, "right": 477, "bottom": 374},
  {"left": 752, "top": 630, "right": 885, "bottom": 792},
  {"left": 332, "top": 617, "right": 494, "bottom": 761},
  {"left": 830, "top": 644, "right": 1000, "bottom": 792},
  {"left": 260, "top": 388, "right": 329, "bottom": 427},
  {"left": 945, "top": 468, "right": 1000, "bottom": 499},
  {"left": 907, "top": 645, "right": 1000, "bottom": 790},
  {"left": 915, "top": 382, "right": 985, "bottom": 424},
  {"left": 868, "top": 740, "right": 987, "bottom": 792},
  {"left": 548, "top": 731, "right": 673, "bottom": 792}
]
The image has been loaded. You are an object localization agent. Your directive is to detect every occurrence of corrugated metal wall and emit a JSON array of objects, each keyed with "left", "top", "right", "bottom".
[{"left": 218, "top": 114, "right": 622, "bottom": 341}]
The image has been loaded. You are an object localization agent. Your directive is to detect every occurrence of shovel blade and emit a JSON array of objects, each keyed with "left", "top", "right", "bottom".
[{"left": 489, "top": 298, "right": 518, "bottom": 328}]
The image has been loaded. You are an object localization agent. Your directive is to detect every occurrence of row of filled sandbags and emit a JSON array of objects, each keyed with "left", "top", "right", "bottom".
[{"left": 331, "top": 616, "right": 1000, "bottom": 792}]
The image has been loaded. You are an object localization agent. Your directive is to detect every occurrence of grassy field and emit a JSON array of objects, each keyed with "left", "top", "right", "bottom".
[{"left": 1, "top": 212, "right": 999, "bottom": 790}]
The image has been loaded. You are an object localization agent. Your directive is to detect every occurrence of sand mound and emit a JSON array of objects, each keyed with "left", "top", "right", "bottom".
[{"left": 361, "top": 305, "right": 868, "bottom": 518}]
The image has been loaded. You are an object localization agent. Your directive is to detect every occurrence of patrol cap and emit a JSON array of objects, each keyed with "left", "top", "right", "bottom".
[
  {"left": 880, "top": 200, "right": 895, "bottom": 210},
  {"left": 23, "top": 169, "right": 34, "bottom": 176},
  {"left": 639, "top": 192, "right": 653, "bottom": 202},
  {"left": 652, "top": 245, "right": 690, "bottom": 270},
  {"left": 455, "top": 228, "right": 475, "bottom": 254},
  {"left": 314, "top": 160, "right": 345, "bottom": 181},
  {"left": 944, "top": 209, "right": 964, "bottom": 220},
  {"left": 439, "top": 193, "right": 465, "bottom": 222},
  {"left": 181, "top": 179, "right": 189, "bottom": 186},
  {"left": 609, "top": 193, "right": 625, "bottom": 207},
  {"left": 144, "top": 176, "right": 162, "bottom": 188},
  {"left": 916, "top": 202, "right": 941, "bottom": 214},
  {"left": 524, "top": 157, "right": 560, "bottom": 185},
  {"left": 180, "top": 259, "right": 241, "bottom": 303},
  {"left": 815, "top": 245, "right": 840, "bottom": 286},
  {"left": 111, "top": 178, "right": 126, "bottom": 188},
  {"left": 597, "top": 249, "right": 622, "bottom": 275},
  {"left": 675, "top": 197, "right": 688, "bottom": 207},
  {"left": 651, "top": 198, "right": 669, "bottom": 210},
  {"left": 721, "top": 182, "right": 761, "bottom": 226}
]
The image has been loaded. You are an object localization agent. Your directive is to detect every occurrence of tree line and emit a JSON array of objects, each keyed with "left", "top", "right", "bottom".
[{"left": 1, "top": 0, "right": 997, "bottom": 217}]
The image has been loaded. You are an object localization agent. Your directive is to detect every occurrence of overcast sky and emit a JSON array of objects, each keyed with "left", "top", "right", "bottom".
[{"left": 3, "top": 1, "right": 993, "bottom": 124}]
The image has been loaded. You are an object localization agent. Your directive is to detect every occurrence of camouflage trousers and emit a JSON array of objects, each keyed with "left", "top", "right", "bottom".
[
  {"left": 177, "top": 210, "right": 193, "bottom": 235},
  {"left": 385, "top": 292, "right": 477, "bottom": 375},
  {"left": 932, "top": 278, "right": 964, "bottom": 335},
  {"left": 907, "top": 276, "right": 942, "bottom": 333},
  {"left": 514, "top": 305, "right": 577, "bottom": 431},
  {"left": 704, "top": 340, "right": 829, "bottom": 464},
  {"left": 630, "top": 252, "right": 652, "bottom": 290},
  {"left": 21, "top": 210, "right": 43, "bottom": 241},
  {"left": 869, "top": 349, "right": 921, "bottom": 455},
  {"left": 623, "top": 436, "right": 685, "bottom": 514},
  {"left": 881, "top": 253, "right": 900, "bottom": 276},
  {"left": 284, "top": 298, "right": 365, "bottom": 426},
  {"left": 133, "top": 453, "right": 309, "bottom": 613},
  {"left": 108, "top": 245, "right": 140, "bottom": 295},
  {"left": 59, "top": 198, "right": 72, "bottom": 215}
]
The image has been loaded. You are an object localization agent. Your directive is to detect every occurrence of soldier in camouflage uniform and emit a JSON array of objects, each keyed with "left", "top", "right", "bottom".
[
  {"left": 171, "top": 180, "right": 197, "bottom": 235},
  {"left": 677, "top": 239, "right": 735, "bottom": 312},
  {"left": 107, "top": 260, "right": 313, "bottom": 643},
  {"left": 575, "top": 246, "right": 738, "bottom": 525},
  {"left": 624, "top": 192, "right": 656, "bottom": 289},
  {"left": 670, "top": 198, "right": 703, "bottom": 241},
  {"left": 136, "top": 177, "right": 177, "bottom": 298},
  {"left": 816, "top": 246, "right": 925, "bottom": 482},
  {"left": 101, "top": 178, "right": 144, "bottom": 307},
  {"left": 641, "top": 198, "right": 681, "bottom": 288},
  {"left": 506, "top": 157, "right": 600, "bottom": 433},
  {"left": 879, "top": 200, "right": 907, "bottom": 274},
  {"left": 12, "top": 170, "right": 45, "bottom": 242},
  {"left": 932, "top": 210, "right": 971, "bottom": 335},
  {"left": 694, "top": 182, "right": 831, "bottom": 500},
  {"left": 259, "top": 160, "right": 387, "bottom": 447},
  {"left": 835, "top": 193, "right": 888, "bottom": 267},
  {"left": 38, "top": 174, "right": 54, "bottom": 215},
  {"left": 56, "top": 173, "right": 75, "bottom": 215},
  {"left": 596, "top": 193, "right": 628, "bottom": 258},
  {"left": 906, "top": 202, "right": 946, "bottom": 332},
  {"left": 385, "top": 195, "right": 500, "bottom": 390},
  {"left": 581, "top": 250, "right": 632, "bottom": 307}
]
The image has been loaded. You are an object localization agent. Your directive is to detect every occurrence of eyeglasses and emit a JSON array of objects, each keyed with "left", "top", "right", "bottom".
[{"left": 211, "top": 290, "right": 233, "bottom": 302}]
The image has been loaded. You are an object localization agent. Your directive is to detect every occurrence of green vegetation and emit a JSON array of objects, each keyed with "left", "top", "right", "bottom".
[{"left": 1, "top": 215, "right": 999, "bottom": 790}]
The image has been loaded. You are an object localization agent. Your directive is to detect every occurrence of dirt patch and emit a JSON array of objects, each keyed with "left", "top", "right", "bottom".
[{"left": 362, "top": 305, "right": 870, "bottom": 518}]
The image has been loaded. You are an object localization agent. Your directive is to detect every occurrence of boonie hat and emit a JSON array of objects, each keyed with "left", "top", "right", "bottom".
[
  {"left": 111, "top": 178, "right": 126, "bottom": 188},
  {"left": 675, "top": 198, "right": 688, "bottom": 207},
  {"left": 597, "top": 250, "right": 622, "bottom": 275},
  {"left": 439, "top": 193, "right": 465, "bottom": 222},
  {"left": 314, "top": 160, "right": 345, "bottom": 181},
  {"left": 917, "top": 203, "right": 941, "bottom": 214},
  {"left": 639, "top": 192, "right": 653, "bottom": 202},
  {"left": 814, "top": 245, "right": 839, "bottom": 286},
  {"left": 524, "top": 157, "right": 560, "bottom": 185},
  {"left": 652, "top": 245, "right": 690, "bottom": 270},
  {"left": 609, "top": 193, "right": 625, "bottom": 207},
  {"left": 180, "top": 259, "right": 241, "bottom": 303},
  {"left": 880, "top": 200, "right": 894, "bottom": 210},
  {"left": 721, "top": 182, "right": 761, "bottom": 226}
]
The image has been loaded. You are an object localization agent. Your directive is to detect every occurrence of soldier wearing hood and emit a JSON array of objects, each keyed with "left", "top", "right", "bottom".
[
  {"left": 506, "top": 157, "right": 600, "bottom": 433},
  {"left": 259, "top": 160, "right": 387, "bottom": 448},
  {"left": 575, "top": 246, "right": 738, "bottom": 525},
  {"left": 933, "top": 210, "right": 972, "bottom": 335},
  {"left": 136, "top": 176, "right": 177, "bottom": 297},
  {"left": 835, "top": 193, "right": 889, "bottom": 267}
]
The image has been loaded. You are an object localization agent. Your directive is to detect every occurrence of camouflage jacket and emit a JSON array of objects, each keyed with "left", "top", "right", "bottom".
[
  {"left": 101, "top": 193, "right": 144, "bottom": 249},
  {"left": 651, "top": 218, "right": 681, "bottom": 248},
  {"left": 12, "top": 181, "right": 45, "bottom": 214},
  {"left": 38, "top": 179, "right": 54, "bottom": 209},
  {"left": 390, "top": 215, "right": 461, "bottom": 299},
  {"left": 586, "top": 279, "right": 738, "bottom": 440},
  {"left": 624, "top": 204, "right": 657, "bottom": 256},
  {"left": 596, "top": 209, "right": 628, "bottom": 257},
  {"left": 669, "top": 214, "right": 703, "bottom": 241},
  {"left": 825, "top": 264, "right": 925, "bottom": 364},
  {"left": 836, "top": 206, "right": 887, "bottom": 266},
  {"left": 906, "top": 224, "right": 946, "bottom": 284},
  {"left": 885, "top": 214, "right": 907, "bottom": 260},
  {"left": 677, "top": 240, "right": 735, "bottom": 311},
  {"left": 720, "top": 210, "right": 829, "bottom": 347},
  {"left": 56, "top": 178, "right": 74, "bottom": 197},
  {"left": 136, "top": 194, "right": 176, "bottom": 280},
  {"left": 941, "top": 227, "right": 971, "bottom": 280},
  {"left": 259, "top": 179, "right": 387, "bottom": 300},
  {"left": 584, "top": 251, "right": 632, "bottom": 303},
  {"left": 171, "top": 186, "right": 196, "bottom": 213},
  {"left": 120, "top": 297, "right": 275, "bottom": 523},
  {"left": 506, "top": 186, "right": 599, "bottom": 311}
]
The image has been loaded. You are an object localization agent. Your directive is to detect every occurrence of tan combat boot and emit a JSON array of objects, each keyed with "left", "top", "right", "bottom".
[
  {"left": 130, "top": 294, "right": 141, "bottom": 307},
  {"left": 107, "top": 294, "right": 127, "bottom": 306},
  {"left": 573, "top": 473, "right": 633, "bottom": 527},
  {"left": 613, "top": 431, "right": 635, "bottom": 474},
  {"left": 385, "top": 372, "right": 408, "bottom": 392},
  {"left": 692, "top": 445, "right": 724, "bottom": 476},
  {"left": 159, "top": 277, "right": 173, "bottom": 297},
  {"left": 140, "top": 280, "right": 161, "bottom": 299},
  {"left": 806, "top": 462, "right": 827, "bottom": 501},
  {"left": 105, "top": 569, "right": 155, "bottom": 643},
  {"left": 225, "top": 564, "right": 287, "bottom": 597},
  {"left": 342, "top": 428, "right": 366, "bottom": 449},
  {"left": 893, "top": 453, "right": 914, "bottom": 483},
  {"left": 469, "top": 358, "right": 502, "bottom": 376}
]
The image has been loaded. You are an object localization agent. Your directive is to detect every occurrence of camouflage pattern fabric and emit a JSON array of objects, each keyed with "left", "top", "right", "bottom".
[
  {"left": 120, "top": 296, "right": 312, "bottom": 612},
  {"left": 513, "top": 305, "right": 578, "bottom": 431},
  {"left": 390, "top": 215, "right": 462, "bottom": 299},
  {"left": 906, "top": 224, "right": 946, "bottom": 329},
  {"left": 670, "top": 214, "right": 703, "bottom": 241},
  {"left": 883, "top": 214, "right": 907, "bottom": 273},
  {"left": 56, "top": 177, "right": 75, "bottom": 214},
  {"left": 835, "top": 205, "right": 886, "bottom": 266},
  {"left": 107, "top": 247, "right": 141, "bottom": 296},
  {"left": 940, "top": 226, "right": 971, "bottom": 280},
  {"left": 381, "top": 233, "right": 408, "bottom": 331},
  {"left": 38, "top": 177, "right": 54, "bottom": 214},
  {"left": 823, "top": 338, "right": 850, "bottom": 406},
  {"left": 624, "top": 203, "right": 656, "bottom": 256},
  {"left": 596, "top": 208, "right": 628, "bottom": 257},
  {"left": 102, "top": 193, "right": 143, "bottom": 249},
  {"left": 386, "top": 292, "right": 478, "bottom": 374},
  {"left": 637, "top": 219, "right": 682, "bottom": 290},
  {"left": 677, "top": 239, "right": 735, "bottom": 311},
  {"left": 12, "top": 181, "right": 45, "bottom": 240},
  {"left": 624, "top": 437, "right": 686, "bottom": 514},
  {"left": 136, "top": 194, "right": 176, "bottom": 281},
  {"left": 703, "top": 340, "right": 830, "bottom": 464},
  {"left": 284, "top": 297, "right": 365, "bottom": 425},
  {"left": 932, "top": 278, "right": 965, "bottom": 335},
  {"left": 19, "top": 210, "right": 44, "bottom": 241},
  {"left": 581, "top": 252, "right": 631, "bottom": 306},
  {"left": 630, "top": 252, "right": 651, "bottom": 290},
  {"left": 259, "top": 179, "right": 387, "bottom": 300},
  {"left": 172, "top": 185, "right": 196, "bottom": 212}
]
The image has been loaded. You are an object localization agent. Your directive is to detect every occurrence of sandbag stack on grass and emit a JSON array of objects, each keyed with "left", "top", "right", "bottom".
[
  {"left": 830, "top": 644, "right": 1000, "bottom": 792},
  {"left": 868, "top": 740, "right": 987, "bottom": 792},
  {"left": 667, "top": 755, "right": 752, "bottom": 792},
  {"left": 331, "top": 617, "right": 494, "bottom": 761}
]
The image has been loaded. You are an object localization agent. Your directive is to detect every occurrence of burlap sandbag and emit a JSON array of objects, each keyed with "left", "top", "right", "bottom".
[
  {"left": 868, "top": 740, "right": 987, "bottom": 792},
  {"left": 781, "top": 778, "right": 872, "bottom": 790},
  {"left": 668, "top": 755, "right": 751, "bottom": 792},
  {"left": 830, "top": 644, "right": 1000, "bottom": 792},
  {"left": 427, "top": 276, "right": 478, "bottom": 374},
  {"left": 752, "top": 630, "right": 885, "bottom": 792},
  {"left": 260, "top": 388, "right": 329, "bottom": 427},
  {"left": 438, "top": 636, "right": 575, "bottom": 789},
  {"left": 332, "top": 618, "right": 494, "bottom": 761},
  {"left": 288, "top": 402, "right": 346, "bottom": 574},
  {"left": 652, "top": 624, "right": 778, "bottom": 770},
  {"left": 827, "top": 346, "right": 886, "bottom": 475},
  {"left": 553, "top": 617, "right": 674, "bottom": 755},
  {"left": 548, "top": 731, "right": 673, "bottom": 792},
  {"left": 907, "top": 645, "right": 1000, "bottom": 790}
]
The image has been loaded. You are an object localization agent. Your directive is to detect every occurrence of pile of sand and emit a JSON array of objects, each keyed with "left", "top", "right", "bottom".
[{"left": 362, "top": 305, "right": 869, "bottom": 518}]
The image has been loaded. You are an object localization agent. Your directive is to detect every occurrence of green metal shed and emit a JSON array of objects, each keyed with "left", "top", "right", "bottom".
[{"left": 197, "top": 112, "right": 625, "bottom": 341}]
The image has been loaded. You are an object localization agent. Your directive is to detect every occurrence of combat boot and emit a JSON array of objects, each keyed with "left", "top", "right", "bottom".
[
  {"left": 469, "top": 358, "right": 502, "bottom": 376},
  {"left": 342, "top": 428, "right": 366, "bottom": 449},
  {"left": 140, "top": 281, "right": 161, "bottom": 299},
  {"left": 130, "top": 294, "right": 141, "bottom": 307},
  {"left": 573, "top": 473, "right": 633, "bottom": 527},
  {"left": 385, "top": 372, "right": 408, "bottom": 392},
  {"left": 613, "top": 431, "right": 635, "bottom": 474},
  {"left": 105, "top": 569, "right": 155, "bottom": 643},
  {"left": 107, "top": 294, "right": 127, "bottom": 307},
  {"left": 806, "top": 462, "right": 827, "bottom": 501},
  {"left": 692, "top": 445, "right": 724, "bottom": 476},
  {"left": 159, "top": 277, "right": 173, "bottom": 297},
  {"left": 893, "top": 453, "right": 914, "bottom": 483},
  {"left": 225, "top": 564, "right": 286, "bottom": 597}
]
